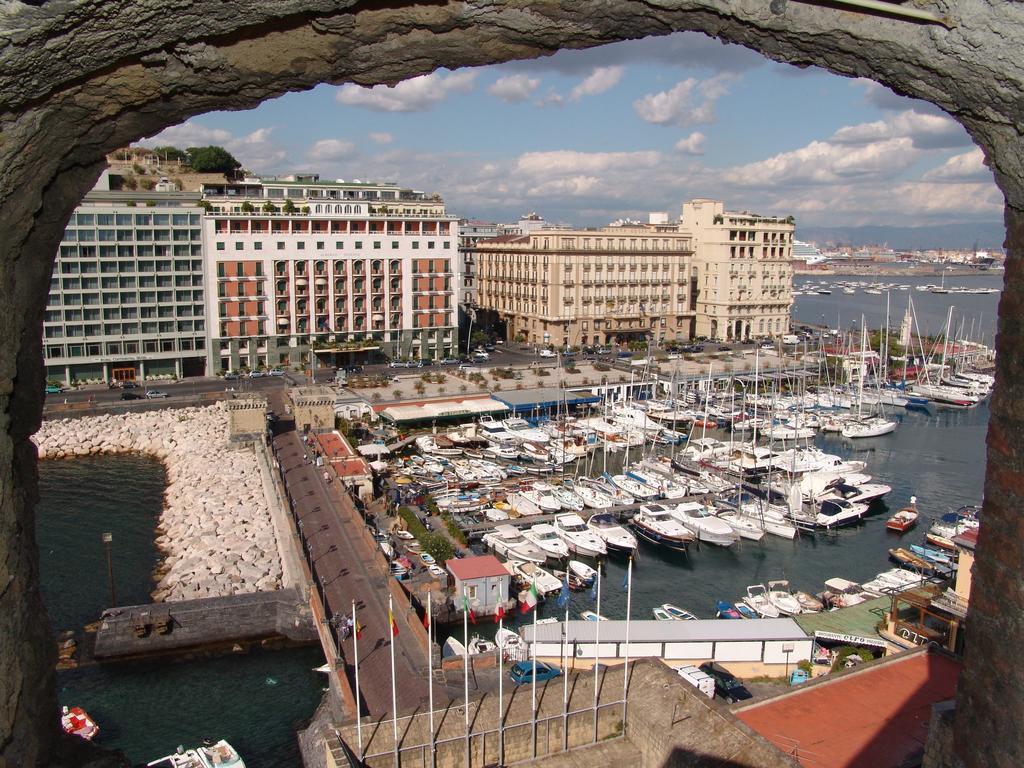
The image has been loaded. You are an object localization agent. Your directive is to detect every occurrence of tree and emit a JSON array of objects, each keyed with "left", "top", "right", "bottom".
[
  {"left": 261, "top": 201, "right": 277, "bottom": 214},
  {"left": 185, "top": 145, "right": 242, "bottom": 175},
  {"left": 471, "top": 330, "right": 489, "bottom": 348},
  {"left": 282, "top": 198, "right": 298, "bottom": 214},
  {"left": 240, "top": 201, "right": 255, "bottom": 213},
  {"left": 392, "top": 389, "right": 402, "bottom": 400},
  {"left": 153, "top": 145, "right": 189, "bottom": 164}
]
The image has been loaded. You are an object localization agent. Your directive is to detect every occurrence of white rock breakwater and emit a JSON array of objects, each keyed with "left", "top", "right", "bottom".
[{"left": 33, "top": 404, "right": 283, "bottom": 602}]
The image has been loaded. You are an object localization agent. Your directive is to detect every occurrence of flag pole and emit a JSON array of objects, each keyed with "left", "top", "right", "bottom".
[
  {"left": 463, "top": 585, "right": 471, "bottom": 768},
  {"left": 562, "top": 601, "right": 569, "bottom": 751},
  {"left": 592, "top": 564, "right": 602, "bottom": 742},
  {"left": 428, "top": 593, "right": 435, "bottom": 768},
  {"left": 389, "top": 593, "right": 399, "bottom": 768},
  {"left": 531, "top": 577, "right": 538, "bottom": 759},
  {"left": 621, "top": 557, "right": 633, "bottom": 735},
  {"left": 498, "top": 606, "right": 505, "bottom": 766},
  {"left": 353, "top": 599, "right": 362, "bottom": 758}
]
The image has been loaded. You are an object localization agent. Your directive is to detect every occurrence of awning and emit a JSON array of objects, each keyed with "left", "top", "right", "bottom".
[
  {"left": 813, "top": 630, "right": 888, "bottom": 650},
  {"left": 379, "top": 397, "right": 508, "bottom": 424},
  {"left": 357, "top": 443, "right": 391, "bottom": 457}
]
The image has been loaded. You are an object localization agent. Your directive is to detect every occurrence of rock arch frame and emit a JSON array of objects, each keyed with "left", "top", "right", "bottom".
[{"left": 3, "top": 2, "right": 1022, "bottom": 765}]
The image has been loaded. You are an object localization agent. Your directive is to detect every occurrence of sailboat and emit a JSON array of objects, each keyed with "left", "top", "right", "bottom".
[{"left": 842, "top": 317, "right": 897, "bottom": 438}]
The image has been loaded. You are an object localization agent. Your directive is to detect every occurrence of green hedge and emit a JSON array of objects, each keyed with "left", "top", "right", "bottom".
[{"left": 397, "top": 506, "right": 455, "bottom": 563}]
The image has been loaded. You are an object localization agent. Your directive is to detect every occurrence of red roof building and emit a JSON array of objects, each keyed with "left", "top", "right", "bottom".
[
  {"left": 735, "top": 648, "right": 961, "bottom": 768},
  {"left": 445, "top": 555, "right": 511, "bottom": 619}
]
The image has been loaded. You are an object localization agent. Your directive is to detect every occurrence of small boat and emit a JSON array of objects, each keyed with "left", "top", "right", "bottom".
[
  {"left": 146, "top": 741, "right": 246, "bottom": 768},
  {"left": 793, "top": 591, "right": 824, "bottom": 613},
  {"left": 61, "top": 706, "right": 99, "bottom": 741},
  {"left": 420, "top": 552, "right": 436, "bottom": 565},
  {"left": 580, "top": 610, "right": 608, "bottom": 621},
  {"left": 482, "top": 524, "right": 547, "bottom": 565},
  {"left": 442, "top": 636, "right": 467, "bottom": 658},
  {"left": 394, "top": 530, "right": 415, "bottom": 540},
  {"left": 741, "top": 584, "right": 781, "bottom": 618},
  {"left": 661, "top": 603, "right": 698, "bottom": 621},
  {"left": 715, "top": 601, "right": 744, "bottom": 619},
  {"left": 766, "top": 580, "right": 803, "bottom": 616},
  {"left": 889, "top": 547, "right": 936, "bottom": 573},
  {"left": 495, "top": 627, "right": 524, "bottom": 652},
  {"left": 652, "top": 606, "right": 673, "bottom": 621},
  {"left": 567, "top": 560, "right": 597, "bottom": 587},
  {"left": 734, "top": 603, "right": 758, "bottom": 619},
  {"left": 886, "top": 498, "right": 919, "bottom": 533},
  {"left": 553, "top": 513, "right": 607, "bottom": 558},
  {"left": 467, "top": 635, "right": 497, "bottom": 655},
  {"left": 908, "top": 544, "right": 954, "bottom": 566}
]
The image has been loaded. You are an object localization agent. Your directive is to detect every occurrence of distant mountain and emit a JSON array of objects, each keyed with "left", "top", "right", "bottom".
[{"left": 797, "top": 222, "right": 1005, "bottom": 251}]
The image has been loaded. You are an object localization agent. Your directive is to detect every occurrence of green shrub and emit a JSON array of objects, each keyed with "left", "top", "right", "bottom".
[
  {"left": 593, "top": 362, "right": 610, "bottom": 372},
  {"left": 443, "top": 514, "right": 468, "bottom": 545},
  {"left": 422, "top": 533, "right": 455, "bottom": 563},
  {"left": 831, "top": 646, "right": 874, "bottom": 671},
  {"left": 536, "top": 368, "right": 550, "bottom": 377}
]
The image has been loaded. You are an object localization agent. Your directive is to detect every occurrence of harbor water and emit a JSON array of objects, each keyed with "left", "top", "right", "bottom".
[{"left": 37, "top": 455, "right": 324, "bottom": 767}]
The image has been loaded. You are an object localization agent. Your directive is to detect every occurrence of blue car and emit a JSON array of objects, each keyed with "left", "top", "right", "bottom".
[{"left": 509, "top": 660, "right": 561, "bottom": 686}]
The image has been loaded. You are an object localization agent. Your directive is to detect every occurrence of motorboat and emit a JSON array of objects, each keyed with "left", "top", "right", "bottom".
[
  {"left": 442, "top": 636, "right": 466, "bottom": 658},
  {"left": 521, "top": 482, "right": 563, "bottom": 512},
  {"left": 715, "top": 601, "right": 744, "bottom": 619},
  {"left": 508, "top": 491, "right": 544, "bottom": 517},
  {"left": 610, "top": 473, "right": 660, "bottom": 500},
  {"left": 495, "top": 627, "right": 525, "bottom": 652},
  {"left": 146, "top": 741, "right": 246, "bottom": 768},
  {"left": 661, "top": 603, "right": 698, "bottom": 621},
  {"left": 580, "top": 476, "right": 634, "bottom": 506},
  {"left": 567, "top": 559, "right": 597, "bottom": 586},
  {"left": 741, "top": 584, "right": 781, "bottom": 618},
  {"left": 715, "top": 508, "right": 766, "bottom": 542},
  {"left": 821, "top": 577, "right": 881, "bottom": 608},
  {"left": 765, "top": 580, "right": 803, "bottom": 616},
  {"left": 862, "top": 568, "right": 926, "bottom": 594},
  {"left": 626, "top": 468, "right": 687, "bottom": 499},
  {"left": 670, "top": 502, "right": 739, "bottom": 546},
  {"left": 586, "top": 513, "right": 638, "bottom": 555},
  {"left": 735, "top": 602, "right": 759, "bottom": 619},
  {"left": 631, "top": 505, "right": 695, "bottom": 552},
  {"left": 819, "top": 479, "right": 891, "bottom": 506},
  {"left": 793, "top": 591, "right": 824, "bottom": 613},
  {"left": 909, "top": 544, "right": 954, "bottom": 567},
  {"left": 482, "top": 524, "right": 547, "bottom": 565},
  {"left": 652, "top": 606, "right": 673, "bottom": 621},
  {"left": 478, "top": 415, "right": 516, "bottom": 443},
  {"left": 815, "top": 498, "right": 868, "bottom": 528},
  {"left": 483, "top": 507, "right": 510, "bottom": 522},
  {"left": 573, "top": 482, "right": 614, "bottom": 509},
  {"left": 886, "top": 497, "right": 919, "bottom": 533},
  {"left": 61, "top": 706, "right": 99, "bottom": 741},
  {"left": 506, "top": 559, "right": 562, "bottom": 594},
  {"left": 502, "top": 417, "right": 550, "bottom": 443},
  {"left": 580, "top": 610, "right": 608, "bottom": 621},
  {"left": 552, "top": 513, "right": 607, "bottom": 558},
  {"left": 551, "top": 485, "right": 585, "bottom": 512},
  {"left": 522, "top": 524, "right": 570, "bottom": 561}
]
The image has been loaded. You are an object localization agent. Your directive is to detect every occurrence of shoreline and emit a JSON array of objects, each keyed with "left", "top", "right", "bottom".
[
  {"left": 33, "top": 404, "right": 283, "bottom": 602},
  {"left": 795, "top": 266, "right": 1003, "bottom": 277}
]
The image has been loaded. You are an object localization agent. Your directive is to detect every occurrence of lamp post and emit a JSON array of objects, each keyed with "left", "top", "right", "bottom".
[
  {"left": 782, "top": 641, "right": 794, "bottom": 679},
  {"left": 101, "top": 532, "right": 116, "bottom": 606}
]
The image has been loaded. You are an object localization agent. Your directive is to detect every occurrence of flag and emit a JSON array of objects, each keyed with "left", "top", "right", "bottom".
[
  {"left": 557, "top": 575, "right": 570, "bottom": 609},
  {"left": 422, "top": 611, "right": 430, "bottom": 630},
  {"left": 622, "top": 567, "right": 630, "bottom": 591},
  {"left": 520, "top": 581, "right": 538, "bottom": 613},
  {"left": 495, "top": 603, "right": 505, "bottom": 621},
  {"left": 355, "top": 620, "right": 363, "bottom": 640},
  {"left": 589, "top": 566, "right": 599, "bottom": 601},
  {"left": 389, "top": 607, "right": 399, "bottom": 638},
  {"left": 463, "top": 595, "right": 476, "bottom": 624}
]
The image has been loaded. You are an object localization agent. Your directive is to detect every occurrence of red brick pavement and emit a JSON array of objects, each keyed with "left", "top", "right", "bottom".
[{"left": 269, "top": 402, "right": 429, "bottom": 718}]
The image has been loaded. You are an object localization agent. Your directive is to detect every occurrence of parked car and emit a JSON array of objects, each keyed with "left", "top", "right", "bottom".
[
  {"left": 538, "top": 349, "right": 556, "bottom": 358},
  {"left": 416, "top": 358, "right": 434, "bottom": 367},
  {"left": 472, "top": 351, "right": 490, "bottom": 362},
  {"left": 224, "top": 372, "right": 240, "bottom": 380},
  {"left": 247, "top": 370, "right": 266, "bottom": 378},
  {"left": 457, "top": 363, "right": 475, "bottom": 371},
  {"left": 389, "top": 359, "right": 410, "bottom": 368},
  {"left": 509, "top": 660, "right": 562, "bottom": 686},
  {"left": 44, "top": 384, "right": 63, "bottom": 394},
  {"left": 145, "top": 390, "right": 168, "bottom": 399},
  {"left": 439, "top": 358, "right": 459, "bottom": 366},
  {"left": 269, "top": 368, "right": 286, "bottom": 376},
  {"left": 120, "top": 392, "right": 144, "bottom": 401},
  {"left": 761, "top": 343, "right": 775, "bottom": 351},
  {"left": 698, "top": 662, "right": 753, "bottom": 703},
  {"left": 484, "top": 343, "right": 496, "bottom": 351}
]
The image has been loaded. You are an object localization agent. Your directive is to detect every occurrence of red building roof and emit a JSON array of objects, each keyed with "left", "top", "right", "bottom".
[
  {"left": 445, "top": 555, "right": 509, "bottom": 581},
  {"left": 735, "top": 649, "right": 961, "bottom": 768}
]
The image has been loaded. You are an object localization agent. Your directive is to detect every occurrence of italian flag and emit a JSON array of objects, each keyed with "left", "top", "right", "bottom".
[
  {"left": 463, "top": 595, "right": 476, "bottom": 624},
  {"left": 389, "top": 608, "right": 399, "bottom": 638},
  {"left": 520, "top": 582, "right": 538, "bottom": 614},
  {"left": 495, "top": 604, "right": 505, "bottom": 622}
]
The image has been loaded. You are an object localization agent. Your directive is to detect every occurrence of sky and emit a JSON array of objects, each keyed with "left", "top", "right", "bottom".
[{"left": 139, "top": 32, "right": 1002, "bottom": 231}]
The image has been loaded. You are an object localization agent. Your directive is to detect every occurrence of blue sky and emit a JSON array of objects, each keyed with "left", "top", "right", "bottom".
[{"left": 140, "top": 32, "right": 1000, "bottom": 230}]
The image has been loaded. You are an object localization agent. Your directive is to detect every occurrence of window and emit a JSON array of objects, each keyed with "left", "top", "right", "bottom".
[
  {"left": 355, "top": 241, "right": 363, "bottom": 249},
  {"left": 234, "top": 242, "right": 243, "bottom": 251},
  {"left": 373, "top": 241, "right": 381, "bottom": 250},
  {"left": 391, "top": 241, "right": 399, "bottom": 249},
  {"left": 335, "top": 241, "right": 344, "bottom": 249},
  {"left": 254, "top": 242, "right": 262, "bottom": 251},
  {"left": 216, "top": 242, "right": 225, "bottom": 251},
  {"left": 316, "top": 241, "right": 325, "bottom": 250},
  {"left": 427, "top": 241, "right": 435, "bottom": 249},
  {"left": 412, "top": 241, "right": 419, "bottom": 250},
  {"left": 277, "top": 242, "right": 285, "bottom": 250},
  {"left": 297, "top": 241, "right": 305, "bottom": 250}
]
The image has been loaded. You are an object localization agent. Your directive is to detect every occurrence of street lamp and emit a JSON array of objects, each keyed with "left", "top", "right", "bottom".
[
  {"left": 782, "top": 641, "right": 794, "bottom": 679},
  {"left": 101, "top": 532, "right": 116, "bottom": 606}
]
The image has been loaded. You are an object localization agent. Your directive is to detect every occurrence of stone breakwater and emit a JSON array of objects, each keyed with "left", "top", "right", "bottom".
[{"left": 33, "top": 404, "right": 283, "bottom": 602}]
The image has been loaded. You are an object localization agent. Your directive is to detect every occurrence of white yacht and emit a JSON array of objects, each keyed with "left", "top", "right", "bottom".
[
  {"left": 815, "top": 498, "right": 868, "bottom": 528},
  {"left": 520, "top": 482, "right": 563, "bottom": 512},
  {"left": 573, "top": 483, "right": 614, "bottom": 509},
  {"left": 819, "top": 479, "right": 891, "bottom": 506},
  {"left": 523, "top": 523, "right": 570, "bottom": 561},
  {"left": 478, "top": 414, "right": 516, "bottom": 443},
  {"left": 551, "top": 485, "right": 585, "bottom": 512},
  {"left": 482, "top": 524, "right": 547, "bottom": 564},
  {"left": 502, "top": 417, "right": 551, "bottom": 443},
  {"left": 670, "top": 501, "right": 739, "bottom": 546},
  {"left": 580, "top": 477, "right": 634, "bottom": 506},
  {"left": 631, "top": 504, "right": 695, "bottom": 552},
  {"left": 841, "top": 417, "right": 897, "bottom": 439},
  {"left": 552, "top": 513, "right": 607, "bottom": 558},
  {"left": 765, "top": 580, "right": 803, "bottom": 616},
  {"left": 714, "top": 507, "right": 766, "bottom": 542},
  {"left": 610, "top": 474, "right": 659, "bottom": 500},
  {"left": 741, "top": 584, "right": 781, "bottom": 618},
  {"left": 146, "top": 741, "right": 245, "bottom": 768},
  {"left": 506, "top": 559, "right": 562, "bottom": 594},
  {"left": 586, "top": 513, "right": 637, "bottom": 555}
]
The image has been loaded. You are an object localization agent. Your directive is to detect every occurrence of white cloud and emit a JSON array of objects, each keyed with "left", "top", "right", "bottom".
[
  {"left": 335, "top": 70, "right": 476, "bottom": 113},
  {"left": 526, "top": 176, "right": 603, "bottom": 197},
  {"left": 831, "top": 110, "right": 970, "bottom": 150},
  {"left": 307, "top": 139, "right": 356, "bottom": 162},
  {"left": 922, "top": 148, "right": 993, "bottom": 183},
  {"left": 488, "top": 74, "right": 540, "bottom": 103},
  {"left": 723, "top": 138, "right": 918, "bottom": 188},
  {"left": 368, "top": 132, "right": 393, "bottom": 145},
  {"left": 675, "top": 131, "right": 705, "bottom": 155},
  {"left": 569, "top": 66, "right": 623, "bottom": 101},
  {"left": 633, "top": 74, "right": 733, "bottom": 127},
  {"left": 514, "top": 150, "right": 661, "bottom": 178},
  {"left": 534, "top": 88, "right": 565, "bottom": 108},
  {"left": 138, "top": 121, "right": 287, "bottom": 172}
]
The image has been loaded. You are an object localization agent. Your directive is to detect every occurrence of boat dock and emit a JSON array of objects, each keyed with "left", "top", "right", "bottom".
[{"left": 92, "top": 587, "right": 317, "bottom": 660}]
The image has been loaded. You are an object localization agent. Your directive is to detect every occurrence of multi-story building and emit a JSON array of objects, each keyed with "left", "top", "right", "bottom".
[
  {"left": 474, "top": 224, "right": 696, "bottom": 348},
  {"left": 43, "top": 172, "right": 208, "bottom": 386},
  {"left": 681, "top": 199, "right": 794, "bottom": 341},
  {"left": 200, "top": 174, "right": 459, "bottom": 371}
]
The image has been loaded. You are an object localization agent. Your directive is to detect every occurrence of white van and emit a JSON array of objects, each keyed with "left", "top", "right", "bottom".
[
  {"left": 675, "top": 665, "right": 715, "bottom": 698},
  {"left": 781, "top": 334, "right": 801, "bottom": 346}
]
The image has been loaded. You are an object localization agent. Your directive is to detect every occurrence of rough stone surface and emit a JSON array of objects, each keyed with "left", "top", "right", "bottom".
[{"left": 1, "top": 2, "right": 1023, "bottom": 766}]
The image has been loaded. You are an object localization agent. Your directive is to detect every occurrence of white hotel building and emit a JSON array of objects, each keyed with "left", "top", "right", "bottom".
[{"left": 200, "top": 175, "right": 459, "bottom": 372}]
